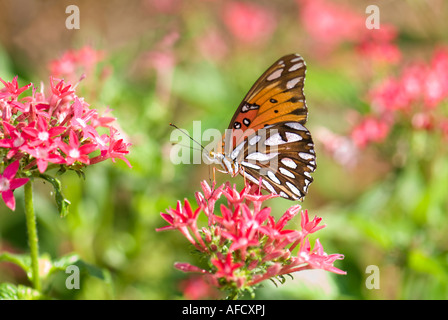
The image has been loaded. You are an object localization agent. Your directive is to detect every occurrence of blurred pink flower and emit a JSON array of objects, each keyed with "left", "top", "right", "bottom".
[
  {"left": 412, "top": 112, "right": 434, "bottom": 131},
  {"left": 197, "top": 29, "right": 228, "bottom": 61},
  {"left": 223, "top": 2, "right": 276, "bottom": 45},
  {"left": 351, "top": 116, "right": 390, "bottom": 148},
  {"left": 297, "top": 0, "right": 363, "bottom": 51},
  {"left": 357, "top": 41, "right": 401, "bottom": 65},
  {"left": 179, "top": 275, "right": 222, "bottom": 300},
  {"left": 144, "top": 0, "right": 182, "bottom": 13},
  {"left": 298, "top": 0, "right": 401, "bottom": 63},
  {"left": 370, "top": 48, "right": 448, "bottom": 114},
  {"left": 424, "top": 48, "right": 448, "bottom": 108},
  {"left": 356, "top": 25, "right": 401, "bottom": 64},
  {"left": 369, "top": 77, "right": 411, "bottom": 113},
  {"left": 48, "top": 45, "right": 105, "bottom": 80},
  {"left": 315, "top": 127, "right": 358, "bottom": 167},
  {"left": 0, "top": 161, "right": 29, "bottom": 211}
]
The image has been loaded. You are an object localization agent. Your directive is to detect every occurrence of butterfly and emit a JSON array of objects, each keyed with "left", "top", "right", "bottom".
[{"left": 206, "top": 53, "right": 316, "bottom": 201}]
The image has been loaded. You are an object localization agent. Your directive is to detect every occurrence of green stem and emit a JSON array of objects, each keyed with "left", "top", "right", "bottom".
[{"left": 24, "top": 181, "right": 41, "bottom": 292}]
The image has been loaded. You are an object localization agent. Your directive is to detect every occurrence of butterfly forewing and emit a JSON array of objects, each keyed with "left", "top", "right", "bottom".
[{"left": 227, "top": 54, "right": 308, "bottom": 147}]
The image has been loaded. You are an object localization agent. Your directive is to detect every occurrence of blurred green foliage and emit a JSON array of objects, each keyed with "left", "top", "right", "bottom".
[{"left": 0, "top": 0, "right": 447, "bottom": 299}]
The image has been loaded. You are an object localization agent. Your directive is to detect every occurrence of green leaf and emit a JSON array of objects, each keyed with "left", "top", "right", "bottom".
[
  {"left": 38, "top": 174, "right": 71, "bottom": 217},
  {"left": 49, "top": 253, "right": 112, "bottom": 286},
  {"left": 0, "top": 252, "right": 32, "bottom": 280},
  {"left": 408, "top": 249, "right": 448, "bottom": 282},
  {"left": 0, "top": 283, "right": 45, "bottom": 300},
  {"left": 74, "top": 259, "right": 112, "bottom": 284}
]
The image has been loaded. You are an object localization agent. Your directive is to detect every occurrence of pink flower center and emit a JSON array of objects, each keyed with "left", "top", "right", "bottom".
[
  {"left": 38, "top": 131, "right": 49, "bottom": 141},
  {"left": 75, "top": 117, "right": 86, "bottom": 128},
  {"left": 0, "top": 176, "right": 10, "bottom": 192},
  {"left": 13, "top": 136, "right": 24, "bottom": 148},
  {"left": 69, "top": 148, "right": 80, "bottom": 159}
]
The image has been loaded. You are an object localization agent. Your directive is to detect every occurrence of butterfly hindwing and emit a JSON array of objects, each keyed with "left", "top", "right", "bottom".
[
  {"left": 214, "top": 53, "right": 315, "bottom": 201},
  {"left": 230, "top": 122, "right": 316, "bottom": 200}
]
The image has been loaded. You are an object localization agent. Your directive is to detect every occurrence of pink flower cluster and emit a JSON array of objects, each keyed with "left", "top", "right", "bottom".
[
  {"left": 48, "top": 46, "right": 105, "bottom": 81},
  {"left": 157, "top": 181, "right": 345, "bottom": 297},
  {"left": 222, "top": 2, "right": 277, "bottom": 45},
  {"left": 352, "top": 48, "right": 448, "bottom": 148},
  {"left": 0, "top": 76, "right": 131, "bottom": 210},
  {"left": 297, "top": 0, "right": 400, "bottom": 63}
]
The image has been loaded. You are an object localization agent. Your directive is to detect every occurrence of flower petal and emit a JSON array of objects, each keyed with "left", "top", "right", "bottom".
[
  {"left": 9, "top": 178, "right": 29, "bottom": 190},
  {"left": 3, "top": 160, "right": 20, "bottom": 180},
  {"left": 2, "top": 190, "right": 16, "bottom": 210}
]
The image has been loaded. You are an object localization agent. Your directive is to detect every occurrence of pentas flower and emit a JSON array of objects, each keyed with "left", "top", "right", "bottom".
[
  {"left": 157, "top": 181, "right": 346, "bottom": 299},
  {"left": 0, "top": 75, "right": 131, "bottom": 211},
  {"left": 0, "top": 160, "right": 29, "bottom": 210},
  {"left": 352, "top": 47, "right": 448, "bottom": 148},
  {"left": 222, "top": 2, "right": 277, "bottom": 45},
  {"left": 297, "top": 0, "right": 400, "bottom": 63},
  {"left": 351, "top": 116, "right": 390, "bottom": 149},
  {"left": 48, "top": 45, "right": 105, "bottom": 81}
]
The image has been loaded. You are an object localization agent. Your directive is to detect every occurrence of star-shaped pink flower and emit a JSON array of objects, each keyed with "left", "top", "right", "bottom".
[{"left": 0, "top": 161, "right": 29, "bottom": 211}]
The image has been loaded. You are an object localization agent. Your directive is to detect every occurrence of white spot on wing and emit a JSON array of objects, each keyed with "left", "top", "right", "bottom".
[
  {"left": 285, "top": 122, "right": 307, "bottom": 131},
  {"left": 299, "top": 152, "right": 315, "bottom": 160},
  {"left": 267, "top": 68, "right": 283, "bottom": 81},
  {"left": 279, "top": 191, "right": 289, "bottom": 198},
  {"left": 241, "top": 161, "right": 261, "bottom": 170},
  {"left": 289, "top": 62, "right": 304, "bottom": 72},
  {"left": 244, "top": 172, "right": 259, "bottom": 184},
  {"left": 267, "top": 170, "right": 281, "bottom": 184},
  {"left": 264, "top": 133, "right": 285, "bottom": 146},
  {"left": 291, "top": 56, "right": 303, "bottom": 63},
  {"left": 246, "top": 152, "right": 279, "bottom": 161},
  {"left": 286, "top": 77, "right": 302, "bottom": 89},
  {"left": 286, "top": 181, "right": 302, "bottom": 197},
  {"left": 279, "top": 167, "right": 295, "bottom": 179},
  {"left": 262, "top": 179, "right": 277, "bottom": 194},
  {"left": 248, "top": 135, "right": 261, "bottom": 146},
  {"left": 285, "top": 132, "right": 303, "bottom": 142},
  {"left": 281, "top": 158, "right": 297, "bottom": 169},
  {"left": 231, "top": 141, "right": 245, "bottom": 160}
]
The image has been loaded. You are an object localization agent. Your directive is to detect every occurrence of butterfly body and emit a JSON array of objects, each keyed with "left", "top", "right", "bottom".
[{"left": 208, "top": 53, "right": 316, "bottom": 201}]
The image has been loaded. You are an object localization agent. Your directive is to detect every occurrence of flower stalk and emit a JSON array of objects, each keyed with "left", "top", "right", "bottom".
[{"left": 24, "top": 181, "right": 41, "bottom": 291}]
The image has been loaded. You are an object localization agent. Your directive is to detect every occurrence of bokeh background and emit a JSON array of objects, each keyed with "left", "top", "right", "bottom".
[{"left": 0, "top": 0, "right": 447, "bottom": 299}]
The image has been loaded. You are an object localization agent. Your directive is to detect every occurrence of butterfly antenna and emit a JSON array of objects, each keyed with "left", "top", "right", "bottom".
[
  {"left": 170, "top": 142, "right": 203, "bottom": 152},
  {"left": 169, "top": 123, "right": 207, "bottom": 152}
]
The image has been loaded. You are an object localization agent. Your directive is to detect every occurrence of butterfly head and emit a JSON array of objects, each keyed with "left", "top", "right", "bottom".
[{"left": 208, "top": 151, "right": 240, "bottom": 177}]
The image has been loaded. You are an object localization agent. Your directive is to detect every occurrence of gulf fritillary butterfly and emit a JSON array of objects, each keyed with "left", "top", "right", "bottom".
[{"left": 207, "top": 53, "right": 316, "bottom": 201}]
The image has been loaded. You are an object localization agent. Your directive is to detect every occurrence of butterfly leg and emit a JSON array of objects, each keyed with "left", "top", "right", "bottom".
[
  {"left": 212, "top": 166, "right": 217, "bottom": 185},
  {"left": 240, "top": 165, "right": 248, "bottom": 187}
]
